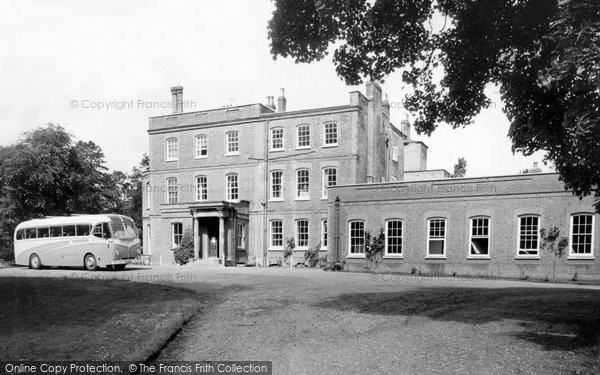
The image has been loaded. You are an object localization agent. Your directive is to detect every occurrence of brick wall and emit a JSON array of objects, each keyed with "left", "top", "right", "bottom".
[{"left": 328, "top": 173, "right": 600, "bottom": 281}]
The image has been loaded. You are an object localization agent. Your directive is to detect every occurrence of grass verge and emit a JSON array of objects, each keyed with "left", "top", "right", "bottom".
[{"left": 0, "top": 276, "right": 203, "bottom": 360}]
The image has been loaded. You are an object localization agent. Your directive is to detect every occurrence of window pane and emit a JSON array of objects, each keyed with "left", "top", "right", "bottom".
[
  {"left": 429, "top": 240, "right": 444, "bottom": 255},
  {"left": 322, "top": 168, "right": 337, "bottom": 198},
  {"left": 571, "top": 214, "right": 594, "bottom": 255},
  {"left": 427, "top": 219, "right": 446, "bottom": 256},
  {"left": 296, "top": 220, "right": 309, "bottom": 247},
  {"left": 25, "top": 228, "right": 37, "bottom": 239},
  {"left": 227, "top": 174, "right": 239, "bottom": 201},
  {"left": 167, "top": 138, "right": 178, "bottom": 160},
  {"left": 196, "top": 176, "right": 207, "bottom": 201},
  {"left": 386, "top": 220, "right": 403, "bottom": 254},
  {"left": 196, "top": 135, "right": 207, "bottom": 157},
  {"left": 62, "top": 225, "right": 76, "bottom": 237},
  {"left": 470, "top": 218, "right": 490, "bottom": 255},
  {"left": 37, "top": 227, "right": 49, "bottom": 238},
  {"left": 349, "top": 221, "right": 365, "bottom": 254},
  {"left": 324, "top": 122, "right": 338, "bottom": 145},
  {"left": 167, "top": 178, "right": 178, "bottom": 203},
  {"left": 322, "top": 220, "right": 328, "bottom": 247},
  {"left": 271, "top": 171, "right": 283, "bottom": 199},
  {"left": 296, "top": 169, "right": 310, "bottom": 198},
  {"left": 518, "top": 216, "right": 539, "bottom": 255},
  {"left": 271, "top": 128, "right": 283, "bottom": 150},
  {"left": 76, "top": 224, "right": 91, "bottom": 236},
  {"left": 297, "top": 125, "right": 310, "bottom": 147},
  {"left": 271, "top": 220, "right": 283, "bottom": 248},
  {"left": 227, "top": 132, "right": 239, "bottom": 153}
]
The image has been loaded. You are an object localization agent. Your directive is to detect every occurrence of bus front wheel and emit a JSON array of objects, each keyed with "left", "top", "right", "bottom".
[
  {"left": 29, "top": 254, "right": 42, "bottom": 270},
  {"left": 84, "top": 254, "right": 98, "bottom": 271}
]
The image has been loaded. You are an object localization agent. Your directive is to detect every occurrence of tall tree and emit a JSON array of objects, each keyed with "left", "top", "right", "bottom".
[
  {"left": 451, "top": 157, "right": 467, "bottom": 178},
  {"left": 268, "top": 0, "right": 600, "bottom": 209},
  {"left": 0, "top": 124, "right": 141, "bottom": 259}
]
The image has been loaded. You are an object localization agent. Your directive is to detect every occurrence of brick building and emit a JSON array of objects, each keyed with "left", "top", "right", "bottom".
[
  {"left": 327, "top": 173, "right": 600, "bottom": 281},
  {"left": 142, "top": 82, "right": 408, "bottom": 265}
]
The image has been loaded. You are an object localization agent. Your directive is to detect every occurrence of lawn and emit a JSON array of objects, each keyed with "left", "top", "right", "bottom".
[{"left": 0, "top": 276, "right": 203, "bottom": 361}]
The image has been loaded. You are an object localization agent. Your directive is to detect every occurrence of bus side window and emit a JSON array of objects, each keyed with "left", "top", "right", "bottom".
[
  {"left": 16, "top": 229, "right": 24, "bottom": 240},
  {"left": 50, "top": 226, "right": 62, "bottom": 237},
  {"left": 93, "top": 224, "right": 103, "bottom": 238},
  {"left": 26, "top": 228, "right": 37, "bottom": 239},
  {"left": 37, "top": 227, "right": 49, "bottom": 238},
  {"left": 102, "top": 223, "right": 112, "bottom": 239},
  {"left": 76, "top": 224, "right": 91, "bottom": 236},
  {"left": 63, "top": 225, "right": 76, "bottom": 237}
]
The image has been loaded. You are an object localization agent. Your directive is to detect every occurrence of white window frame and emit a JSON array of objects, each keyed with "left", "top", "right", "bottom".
[
  {"left": 468, "top": 217, "right": 491, "bottom": 259},
  {"left": 270, "top": 220, "right": 283, "bottom": 249},
  {"left": 322, "top": 167, "right": 337, "bottom": 199},
  {"left": 270, "top": 170, "right": 283, "bottom": 201},
  {"left": 296, "top": 219, "right": 309, "bottom": 249},
  {"left": 166, "top": 178, "right": 178, "bottom": 204},
  {"left": 516, "top": 215, "right": 541, "bottom": 258},
  {"left": 195, "top": 175, "right": 207, "bottom": 201},
  {"left": 384, "top": 219, "right": 403, "bottom": 257},
  {"left": 226, "top": 131, "right": 239, "bottom": 155},
  {"left": 271, "top": 127, "right": 284, "bottom": 151},
  {"left": 296, "top": 169, "right": 310, "bottom": 200},
  {"left": 145, "top": 182, "right": 151, "bottom": 210},
  {"left": 226, "top": 173, "right": 239, "bottom": 201},
  {"left": 321, "top": 219, "right": 328, "bottom": 249},
  {"left": 296, "top": 124, "right": 311, "bottom": 149},
  {"left": 323, "top": 122, "right": 338, "bottom": 147},
  {"left": 348, "top": 220, "right": 365, "bottom": 257},
  {"left": 236, "top": 223, "right": 246, "bottom": 249},
  {"left": 569, "top": 213, "right": 595, "bottom": 258},
  {"left": 426, "top": 218, "right": 446, "bottom": 258},
  {"left": 166, "top": 137, "right": 178, "bottom": 161},
  {"left": 171, "top": 222, "right": 183, "bottom": 248},
  {"left": 146, "top": 224, "right": 151, "bottom": 254},
  {"left": 195, "top": 134, "right": 207, "bottom": 158}
]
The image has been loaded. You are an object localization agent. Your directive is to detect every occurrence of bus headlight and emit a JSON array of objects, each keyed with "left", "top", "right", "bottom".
[{"left": 115, "top": 250, "right": 119, "bottom": 256}]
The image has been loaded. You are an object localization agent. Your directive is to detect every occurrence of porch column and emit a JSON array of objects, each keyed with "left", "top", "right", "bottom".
[
  {"left": 200, "top": 223, "right": 209, "bottom": 259},
  {"left": 226, "top": 219, "right": 233, "bottom": 263},
  {"left": 219, "top": 216, "right": 225, "bottom": 265},
  {"left": 193, "top": 218, "right": 200, "bottom": 259}
]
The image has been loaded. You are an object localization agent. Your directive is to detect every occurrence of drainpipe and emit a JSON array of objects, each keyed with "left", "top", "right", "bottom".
[
  {"left": 335, "top": 196, "right": 340, "bottom": 264},
  {"left": 263, "top": 119, "right": 269, "bottom": 266}
]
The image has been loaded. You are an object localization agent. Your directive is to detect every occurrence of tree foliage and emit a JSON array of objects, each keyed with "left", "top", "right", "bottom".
[
  {"left": 451, "top": 157, "right": 467, "bottom": 178},
  {"left": 269, "top": 0, "right": 600, "bottom": 210},
  {"left": 0, "top": 124, "right": 146, "bottom": 259}
]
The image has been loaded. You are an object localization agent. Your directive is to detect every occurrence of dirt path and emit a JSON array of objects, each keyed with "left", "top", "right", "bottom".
[{"left": 153, "top": 267, "right": 600, "bottom": 374}]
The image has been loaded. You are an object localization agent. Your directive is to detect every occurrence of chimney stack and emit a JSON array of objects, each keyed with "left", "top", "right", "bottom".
[
  {"left": 277, "top": 88, "right": 287, "bottom": 112},
  {"left": 401, "top": 113, "right": 411, "bottom": 140},
  {"left": 171, "top": 86, "right": 183, "bottom": 114},
  {"left": 266, "top": 96, "right": 276, "bottom": 111}
]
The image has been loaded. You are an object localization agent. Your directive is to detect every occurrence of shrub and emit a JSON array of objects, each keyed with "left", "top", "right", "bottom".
[
  {"left": 304, "top": 242, "right": 322, "bottom": 267},
  {"left": 365, "top": 228, "right": 385, "bottom": 271},
  {"left": 173, "top": 227, "right": 194, "bottom": 265},
  {"left": 324, "top": 261, "right": 343, "bottom": 271}
]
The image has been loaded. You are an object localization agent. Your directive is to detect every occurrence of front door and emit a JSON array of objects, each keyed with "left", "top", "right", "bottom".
[{"left": 209, "top": 237, "right": 218, "bottom": 258}]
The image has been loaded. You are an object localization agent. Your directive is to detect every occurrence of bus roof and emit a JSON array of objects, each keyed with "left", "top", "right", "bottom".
[{"left": 15, "top": 214, "right": 134, "bottom": 230}]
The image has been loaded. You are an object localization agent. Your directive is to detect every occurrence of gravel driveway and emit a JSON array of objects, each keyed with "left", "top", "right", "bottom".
[{"left": 2, "top": 265, "right": 599, "bottom": 374}]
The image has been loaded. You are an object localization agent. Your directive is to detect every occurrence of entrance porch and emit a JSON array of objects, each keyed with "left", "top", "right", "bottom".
[{"left": 189, "top": 200, "right": 250, "bottom": 266}]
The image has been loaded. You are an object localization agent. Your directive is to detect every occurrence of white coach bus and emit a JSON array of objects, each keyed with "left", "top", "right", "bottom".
[{"left": 14, "top": 214, "right": 141, "bottom": 271}]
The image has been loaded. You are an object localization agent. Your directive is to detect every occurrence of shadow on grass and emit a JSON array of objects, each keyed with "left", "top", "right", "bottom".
[
  {"left": 0, "top": 276, "right": 210, "bottom": 360},
  {"left": 316, "top": 287, "right": 600, "bottom": 352}
]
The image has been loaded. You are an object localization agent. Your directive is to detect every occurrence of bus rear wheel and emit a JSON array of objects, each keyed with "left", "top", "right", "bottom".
[
  {"left": 29, "top": 254, "right": 42, "bottom": 270},
  {"left": 84, "top": 254, "right": 98, "bottom": 271}
]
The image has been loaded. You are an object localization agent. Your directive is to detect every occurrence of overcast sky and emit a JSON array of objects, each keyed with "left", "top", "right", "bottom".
[{"left": 0, "top": 0, "right": 546, "bottom": 176}]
